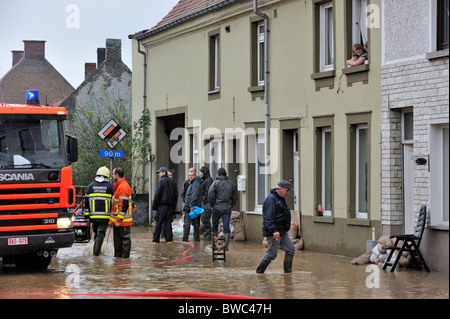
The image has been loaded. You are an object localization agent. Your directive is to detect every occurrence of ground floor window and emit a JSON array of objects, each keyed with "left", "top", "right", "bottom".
[
  {"left": 430, "top": 122, "right": 449, "bottom": 227},
  {"left": 355, "top": 124, "right": 368, "bottom": 219},
  {"left": 255, "top": 135, "right": 267, "bottom": 211},
  {"left": 321, "top": 127, "right": 333, "bottom": 216}
]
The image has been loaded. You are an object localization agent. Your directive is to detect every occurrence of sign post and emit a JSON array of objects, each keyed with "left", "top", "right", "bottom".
[{"left": 98, "top": 120, "right": 127, "bottom": 180}]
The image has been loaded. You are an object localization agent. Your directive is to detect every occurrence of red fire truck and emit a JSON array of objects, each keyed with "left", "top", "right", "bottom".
[{"left": 0, "top": 90, "right": 78, "bottom": 269}]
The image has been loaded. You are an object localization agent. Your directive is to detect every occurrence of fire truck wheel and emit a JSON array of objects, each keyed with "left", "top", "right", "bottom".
[{"left": 14, "top": 253, "right": 53, "bottom": 269}]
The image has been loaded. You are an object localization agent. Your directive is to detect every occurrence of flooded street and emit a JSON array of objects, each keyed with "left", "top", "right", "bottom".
[{"left": 0, "top": 226, "right": 448, "bottom": 299}]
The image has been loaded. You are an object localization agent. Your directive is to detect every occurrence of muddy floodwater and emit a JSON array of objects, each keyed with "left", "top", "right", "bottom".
[{"left": 0, "top": 227, "right": 448, "bottom": 299}]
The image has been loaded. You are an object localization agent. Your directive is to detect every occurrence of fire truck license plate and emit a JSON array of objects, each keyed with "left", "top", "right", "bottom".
[{"left": 8, "top": 237, "right": 28, "bottom": 246}]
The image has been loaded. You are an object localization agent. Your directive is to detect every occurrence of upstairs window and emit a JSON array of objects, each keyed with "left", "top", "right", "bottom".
[
  {"left": 320, "top": 2, "right": 335, "bottom": 72},
  {"left": 437, "top": 0, "right": 449, "bottom": 50},
  {"left": 208, "top": 31, "right": 220, "bottom": 93},
  {"left": 257, "top": 22, "right": 265, "bottom": 86}
]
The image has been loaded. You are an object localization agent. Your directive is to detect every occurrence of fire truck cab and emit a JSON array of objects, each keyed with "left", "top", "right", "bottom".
[{"left": 0, "top": 90, "right": 78, "bottom": 269}]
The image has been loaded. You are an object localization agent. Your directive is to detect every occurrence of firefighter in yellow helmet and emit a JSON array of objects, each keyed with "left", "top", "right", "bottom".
[{"left": 84, "top": 166, "right": 114, "bottom": 256}]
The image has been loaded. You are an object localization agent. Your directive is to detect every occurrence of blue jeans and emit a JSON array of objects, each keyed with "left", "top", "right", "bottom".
[
  {"left": 263, "top": 232, "right": 295, "bottom": 262},
  {"left": 211, "top": 208, "right": 231, "bottom": 233}
]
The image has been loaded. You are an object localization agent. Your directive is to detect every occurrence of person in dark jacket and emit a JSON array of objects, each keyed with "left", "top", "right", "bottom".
[
  {"left": 85, "top": 166, "right": 114, "bottom": 256},
  {"left": 152, "top": 167, "right": 178, "bottom": 243},
  {"left": 182, "top": 169, "right": 202, "bottom": 242},
  {"left": 200, "top": 166, "right": 214, "bottom": 240},
  {"left": 256, "top": 181, "right": 295, "bottom": 274},
  {"left": 208, "top": 168, "right": 237, "bottom": 250}
]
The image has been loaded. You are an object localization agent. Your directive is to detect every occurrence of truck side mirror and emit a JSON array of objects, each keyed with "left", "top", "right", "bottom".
[{"left": 66, "top": 135, "right": 78, "bottom": 164}]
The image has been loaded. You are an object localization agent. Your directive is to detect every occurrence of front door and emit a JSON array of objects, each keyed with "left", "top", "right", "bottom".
[{"left": 403, "top": 144, "right": 414, "bottom": 234}]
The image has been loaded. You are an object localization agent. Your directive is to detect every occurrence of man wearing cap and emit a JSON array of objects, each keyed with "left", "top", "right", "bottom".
[
  {"left": 256, "top": 181, "right": 296, "bottom": 274},
  {"left": 152, "top": 167, "right": 178, "bottom": 243},
  {"left": 84, "top": 166, "right": 114, "bottom": 256}
]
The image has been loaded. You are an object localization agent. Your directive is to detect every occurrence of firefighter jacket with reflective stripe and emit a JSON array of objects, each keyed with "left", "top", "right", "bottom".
[
  {"left": 110, "top": 178, "right": 133, "bottom": 226},
  {"left": 84, "top": 181, "right": 114, "bottom": 223}
]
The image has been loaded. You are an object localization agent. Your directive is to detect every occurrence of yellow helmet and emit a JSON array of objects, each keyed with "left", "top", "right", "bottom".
[{"left": 96, "top": 166, "right": 110, "bottom": 178}]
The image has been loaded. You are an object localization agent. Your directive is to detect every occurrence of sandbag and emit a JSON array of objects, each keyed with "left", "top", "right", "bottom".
[
  {"left": 288, "top": 222, "right": 299, "bottom": 241},
  {"left": 350, "top": 252, "right": 371, "bottom": 265},
  {"left": 233, "top": 218, "right": 246, "bottom": 242},
  {"left": 294, "top": 237, "right": 304, "bottom": 250}
]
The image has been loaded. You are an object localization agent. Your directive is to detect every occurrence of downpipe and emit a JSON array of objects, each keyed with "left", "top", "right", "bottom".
[
  {"left": 253, "top": 0, "right": 270, "bottom": 196},
  {"left": 137, "top": 39, "right": 148, "bottom": 195}
]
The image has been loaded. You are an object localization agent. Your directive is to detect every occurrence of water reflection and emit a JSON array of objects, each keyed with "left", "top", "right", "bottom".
[{"left": 1, "top": 227, "right": 448, "bottom": 299}]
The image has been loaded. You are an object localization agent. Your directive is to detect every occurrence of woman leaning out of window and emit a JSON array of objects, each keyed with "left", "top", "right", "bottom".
[{"left": 346, "top": 43, "right": 368, "bottom": 67}]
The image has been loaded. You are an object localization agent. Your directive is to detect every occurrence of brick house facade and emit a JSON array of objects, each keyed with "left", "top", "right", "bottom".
[{"left": 381, "top": 0, "right": 449, "bottom": 271}]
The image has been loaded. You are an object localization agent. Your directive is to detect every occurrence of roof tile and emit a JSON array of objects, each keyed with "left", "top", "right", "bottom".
[{"left": 149, "top": 0, "right": 232, "bottom": 32}]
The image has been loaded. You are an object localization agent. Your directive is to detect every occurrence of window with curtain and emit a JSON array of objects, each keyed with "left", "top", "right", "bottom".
[
  {"left": 208, "top": 32, "right": 220, "bottom": 93},
  {"left": 257, "top": 22, "right": 265, "bottom": 85},
  {"left": 320, "top": 2, "right": 334, "bottom": 72},
  {"left": 322, "top": 127, "right": 333, "bottom": 215},
  {"left": 356, "top": 124, "right": 368, "bottom": 219},
  {"left": 352, "top": 0, "right": 368, "bottom": 46},
  {"left": 430, "top": 123, "right": 449, "bottom": 227},
  {"left": 255, "top": 135, "right": 267, "bottom": 209}
]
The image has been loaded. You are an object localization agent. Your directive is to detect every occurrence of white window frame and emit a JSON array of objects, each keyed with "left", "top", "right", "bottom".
[
  {"left": 192, "top": 133, "right": 199, "bottom": 172},
  {"left": 214, "top": 35, "right": 220, "bottom": 90},
  {"left": 402, "top": 110, "right": 414, "bottom": 144},
  {"left": 257, "top": 22, "right": 265, "bottom": 86},
  {"left": 255, "top": 134, "right": 267, "bottom": 212},
  {"left": 429, "top": 121, "right": 449, "bottom": 228},
  {"left": 355, "top": 124, "right": 369, "bottom": 219},
  {"left": 321, "top": 127, "right": 332, "bottom": 216},
  {"left": 320, "top": 2, "right": 334, "bottom": 72}
]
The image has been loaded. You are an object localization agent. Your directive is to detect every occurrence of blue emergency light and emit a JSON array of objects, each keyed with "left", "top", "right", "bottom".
[{"left": 26, "top": 89, "right": 40, "bottom": 105}]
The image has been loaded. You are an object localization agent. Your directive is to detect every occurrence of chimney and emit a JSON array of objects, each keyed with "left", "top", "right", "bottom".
[
  {"left": 97, "top": 48, "right": 106, "bottom": 66},
  {"left": 12, "top": 50, "right": 24, "bottom": 66},
  {"left": 85, "top": 63, "right": 96, "bottom": 79},
  {"left": 105, "top": 39, "right": 122, "bottom": 62},
  {"left": 23, "top": 40, "right": 46, "bottom": 59}
]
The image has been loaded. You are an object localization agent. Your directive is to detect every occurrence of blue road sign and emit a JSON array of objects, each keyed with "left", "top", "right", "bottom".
[{"left": 100, "top": 150, "right": 124, "bottom": 158}]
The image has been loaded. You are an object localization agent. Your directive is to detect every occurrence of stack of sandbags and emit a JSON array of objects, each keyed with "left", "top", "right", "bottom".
[{"left": 216, "top": 211, "right": 246, "bottom": 241}]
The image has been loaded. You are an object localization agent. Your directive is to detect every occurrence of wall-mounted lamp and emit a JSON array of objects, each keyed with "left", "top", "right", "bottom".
[
  {"left": 415, "top": 157, "right": 428, "bottom": 166},
  {"left": 225, "top": 25, "right": 231, "bottom": 33}
]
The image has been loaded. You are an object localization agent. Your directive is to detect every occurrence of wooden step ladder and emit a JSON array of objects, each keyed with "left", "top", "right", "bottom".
[{"left": 212, "top": 237, "right": 226, "bottom": 262}]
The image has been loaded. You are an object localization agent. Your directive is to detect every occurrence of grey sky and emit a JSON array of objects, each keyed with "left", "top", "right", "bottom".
[{"left": 0, "top": 0, "right": 179, "bottom": 88}]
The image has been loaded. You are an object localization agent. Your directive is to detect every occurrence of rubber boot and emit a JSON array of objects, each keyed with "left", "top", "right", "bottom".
[
  {"left": 224, "top": 233, "right": 230, "bottom": 251},
  {"left": 256, "top": 259, "right": 271, "bottom": 274},
  {"left": 284, "top": 255, "right": 294, "bottom": 273},
  {"left": 193, "top": 224, "right": 200, "bottom": 242},
  {"left": 182, "top": 222, "right": 190, "bottom": 242}
]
